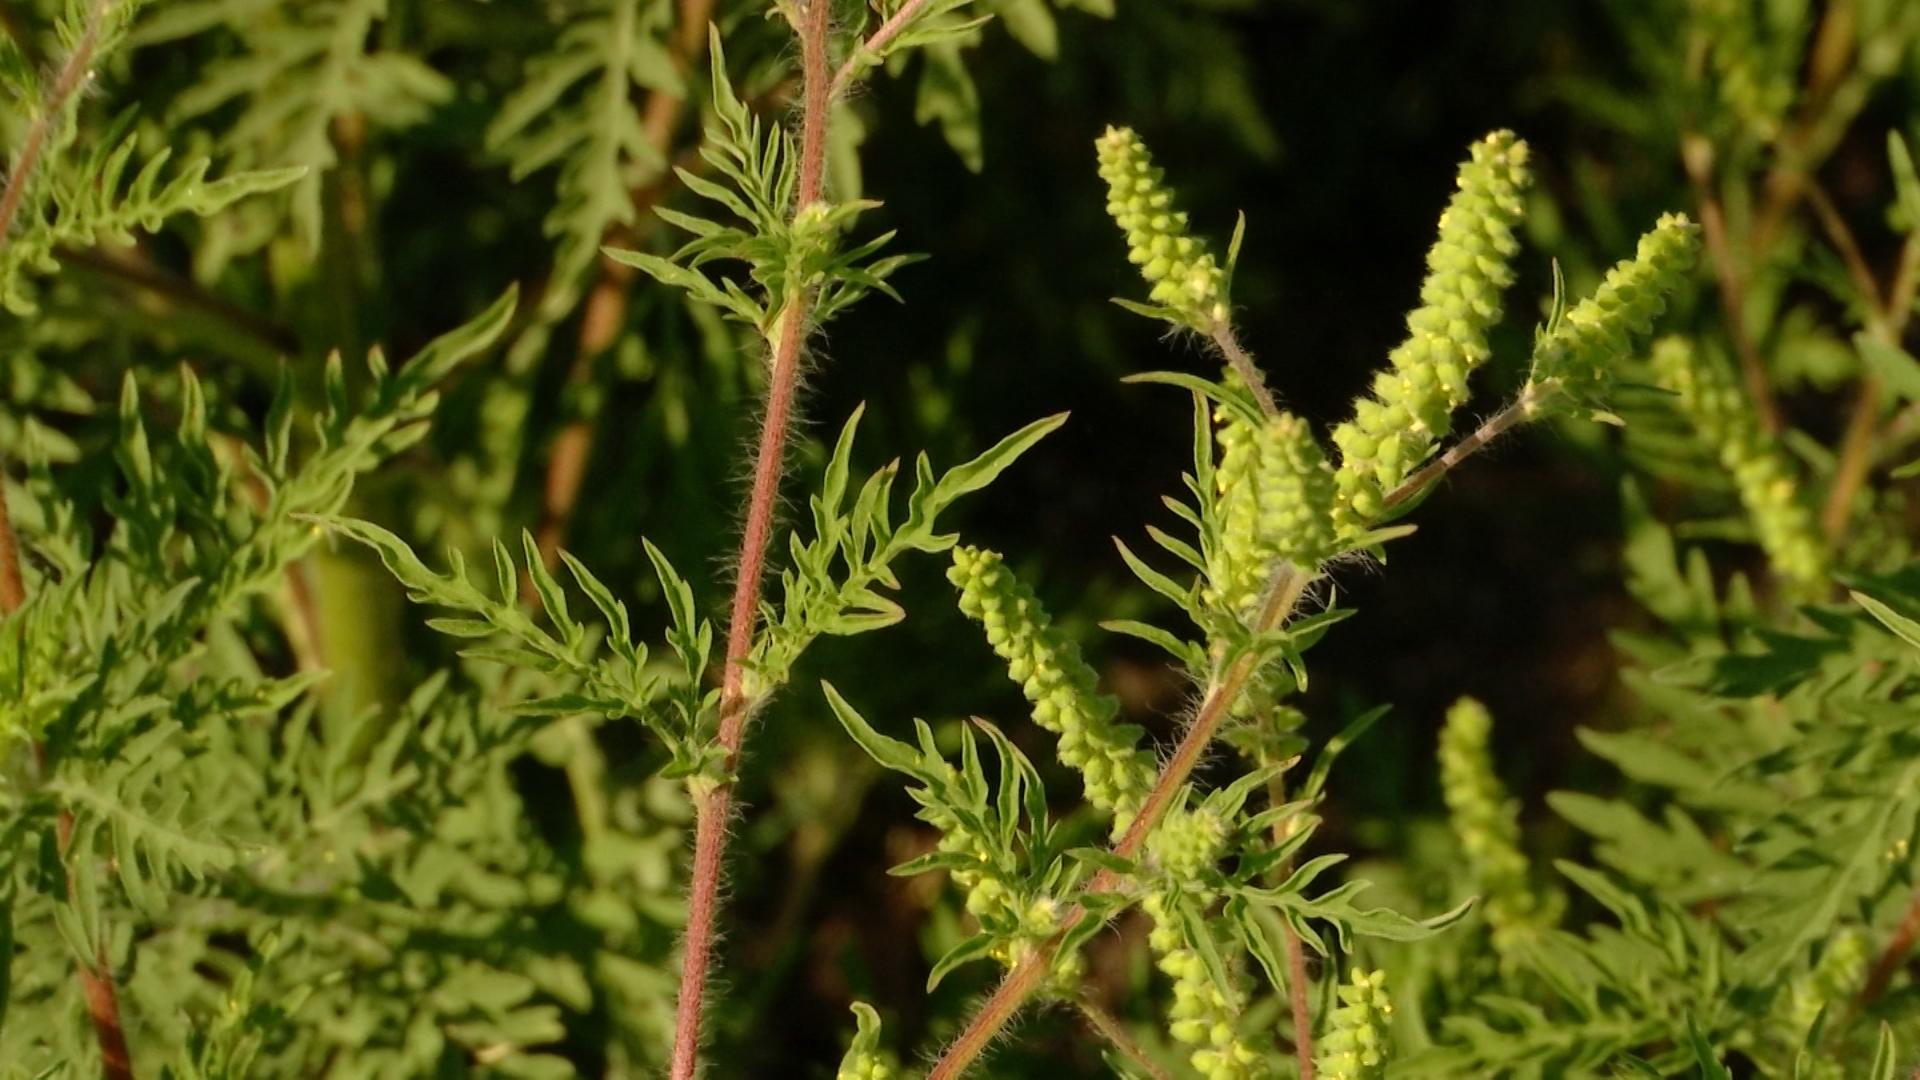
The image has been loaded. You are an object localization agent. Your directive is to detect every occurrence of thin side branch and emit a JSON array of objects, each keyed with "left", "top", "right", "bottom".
[
  {"left": 1209, "top": 321, "right": 1280, "bottom": 419},
  {"left": 61, "top": 246, "right": 300, "bottom": 355},
  {"left": 1380, "top": 385, "right": 1541, "bottom": 514},
  {"left": 830, "top": 0, "right": 934, "bottom": 97},
  {"left": 1076, "top": 998, "right": 1174, "bottom": 1080},
  {"left": 668, "top": 1, "right": 832, "bottom": 1075},
  {"left": 930, "top": 375, "right": 1560, "bottom": 1075}
]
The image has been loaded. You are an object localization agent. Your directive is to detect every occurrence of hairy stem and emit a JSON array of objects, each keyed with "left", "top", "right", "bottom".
[
  {"left": 0, "top": 0, "right": 110, "bottom": 246},
  {"left": 929, "top": 568, "right": 1312, "bottom": 1079},
  {"left": 1209, "top": 320, "right": 1280, "bottom": 419},
  {"left": 1380, "top": 384, "right": 1542, "bottom": 514},
  {"left": 668, "top": 2, "right": 832, "bottom": 1075},
  {"left": 1077, "top": 998, "right": 1174, "bottom": 1080},
  {"left": 1285, "top": 919, "right": 1314, "bottom": 1076}
]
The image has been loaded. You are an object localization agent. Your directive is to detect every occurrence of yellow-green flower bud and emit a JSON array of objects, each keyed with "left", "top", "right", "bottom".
[
  {"left": 836, "top": 1003, "right": 893, "bottom": 1080},
  {"left": 1438, "top": 697, "right": 1540, "bottom": 961},
  {"left": 1208, "top": 410, "right": 1338, "bottom": 614},
  {"left": 1148, "top": 808, "right": 1228, "bottom": 882},
  {"left": 1332, "top": 131, "right": 1533, "bottom": 535},
  {"left": 1527, "top": 213, "right": 1700, "bottom": 400},
  {"left": 1649, "top": 336, "right": 1827, "bottom": 591},
  {"left": 949, "top": 546, "right": 1156, "bottom": 833},
  {"left": 1317, "top": 968, "right": 1393, "bottom": 1080},
  {"left": 1096, "top": 125, "right": 1230, "bottom": 330}
]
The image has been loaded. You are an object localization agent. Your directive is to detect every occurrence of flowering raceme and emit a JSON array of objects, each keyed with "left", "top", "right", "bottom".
[
  {"left": 949, "top": 545, "right": 1156, "bottom": 831},
  {"left": 1331, "top": 131, "right": 1532, "bottom": 532},
  {"left": 1649, "top": 336, "right": 1826, "bottom": 590},
  {"left": 1438, "top": 697, "right": 1542, "bottom": 961},
  {"left": 1096, "top": 125, "right": 1232, "bottom": 330}
]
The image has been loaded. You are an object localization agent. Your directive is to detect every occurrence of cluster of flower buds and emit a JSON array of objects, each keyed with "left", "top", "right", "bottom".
[
  {"left": 949, "top": 546, "right": 1156, "bottom": 833},
  {"left": 1317, "top": 968, "right": 1394, "bottom": 1080},
  {"left": 1649, "top": 336, "right": 1827, "bottom": 590},
  {"left": 1208, "top": 409, "right": 1338, "bottom": 615},
  {"left": 1331, "top": 131, "right": 1533, "bottom": 533},
  {"left": 1439, "top": 697, "right": 1542, "bottom": 961},
  {"left": 1143, "top": 890, "right": 1269, "bottom": 1079},
  {"left": 1527, "top": 213, "right": 1701, "bottom": 403},
  {"left": 1096, "top": 125, "right": 1231, "bottom": 331},
  {"left": 916, "top": 763, "right": 1083, "bottom": 986},
  {"left": 1141, "top": 808, "right": 1269, "bottom": 1077}
]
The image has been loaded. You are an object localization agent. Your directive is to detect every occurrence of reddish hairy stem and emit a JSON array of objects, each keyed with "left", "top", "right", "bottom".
[
  {"left": 0, "top": 0, "right": 109, "bottom": 249},
  {"left": 668, "top": 2, "right": 832, "bottom": 1075},
  {"left": 1076, "top": 998, "right": 1173, "bottom": 1080},
  {"left": 1381, "top": 386, "right": 1538, "bottom": 514},
  {"left": 1285, "top": 924, "right": 1314, "bottom": 1077}
]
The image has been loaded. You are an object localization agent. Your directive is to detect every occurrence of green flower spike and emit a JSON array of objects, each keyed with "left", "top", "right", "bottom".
[
  {"left": 1096, "top": 125, "right": 1230, "bottom": 331},
  {"left": 1317, "top": 968, "right": 1393, "bottom": 1080},
  {"left": 1649, "top": 336, "right": 1827, "bottom": 591},
  {"left": 1331, "top": 130, "right": 1533, "bottom": 533},
  {"left": 1438, "top": 697, "right": 1540, "bottom": 961},
  {"left": 949, "top": 546, "right": 1157, "bottom": 833},
  {"left": 1143, "top": 808, "right": 1268, "bottom": 1080},
  {"left": 1527, "top": 212, "right": 1701, "bottom": 403},
  {"left": 1208, "top": 410, "right": 1337, "bottom": 616}
]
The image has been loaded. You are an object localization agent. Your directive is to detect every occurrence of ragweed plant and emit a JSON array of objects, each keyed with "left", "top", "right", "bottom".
[
  {"left": 810, "top": 127, "right": 1698, "bottom": 1080},
  {"left": 6, "top": 1, "right": 1920, "bottom": 1077}
]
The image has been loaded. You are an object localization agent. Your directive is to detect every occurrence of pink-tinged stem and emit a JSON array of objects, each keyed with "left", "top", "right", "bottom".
[{"left": 667, "top": 0, "right": 833, "bottom": 1075}]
